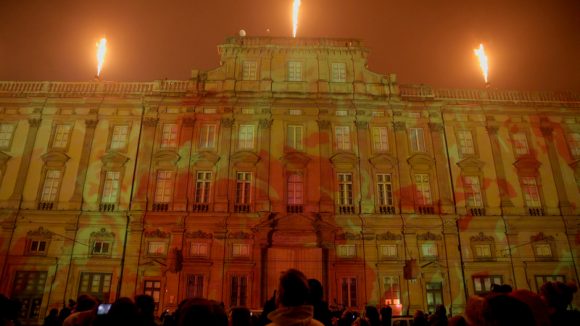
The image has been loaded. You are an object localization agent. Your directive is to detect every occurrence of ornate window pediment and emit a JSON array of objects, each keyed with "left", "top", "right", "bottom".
[
  {"left": 144, "top": 228, "right": 171, "bottom": 239},
  {"left": 41, "top": 151, "right": 70, "bottom": 168},
  {"left": 231, "top": 151, "right": 260, "bottom": 166},
  {"left": 369, "top": 153, "right": 398, "bottom": 169},
  {"left": 470, "top": 232, "right": 495, "bottom": 261},
  {"left": 153, "top": 149, "right": 181, "bottom": 167},
  {"left": 27, "top": 227, "right": 53, "bottom": 239},
  {"left": 227, "top": 231, "right": 254, "bottom": 239},
  {"left": 101, "top": 151, "right": 130, "bottom": 169},
  {"left": 191, "top": 151, "right": 220, "bottom": 167},
  {"left": 457, "top": 157, "right": 485, "bottom": 174},
  {"left": 26, "top": 227, "right": 52, "bottom": 256},
  {"left": 513, "top": 156, "right": 541, "bottom": 177},
  {"left": 376, "top": 231, "right": 402, "bottom": 241},
  {"left": 470, "top": 232, "right": 494, "bottom": 242},
  {"left": 336, "top": 232, "right": 361, "bottom": 240},
  {"left": 281, "top": 151, "right": 311, "bottom": 169},
  {"left": 330, "top": 152, "right": 358, "bottom": 170},
  {"left": 185, "top": 230, "right": 213, "bottom": 239},
  {"left": 530, "top": 232, "right": 554, "bottom": 242},
  {"left": 417, "top": 231, "right": 442, "bottom": 241},
  {"left": 407, "top": 153, "right": 434, "bottom": 171},
  {"left": 90, "top": 228, "right": 115, "bottom": 239}
]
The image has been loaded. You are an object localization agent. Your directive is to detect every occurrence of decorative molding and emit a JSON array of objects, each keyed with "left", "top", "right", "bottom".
[
  {"left": 457, "top": 157, "right": 485, "bottom": 173},
  {"left": 470, "top": 232, "right": 494, "bottom": 242},
  {"left": 85, "top": 119, "right": 99, "bottom": 129},
  {"left": 485, "top": 125, "right": 499, "bottom": 135},
  {"left": 417, "top": 231, "right": 442, "bottom": 241},
  {"left": 90, "top": 228, "right": 115, "bottom": 238},
  {"left": 231, "top": 150, "right": 260, "bottom": 166},
  {"left": 317, "top": 120, "right": 330, "bottom": 130},
  {"left": 259, "top": 119, "right": 272, "bottom": 129},
  {"left": 407, "top": 153, "right": 435, "bottom": 170},
  {"left": 531, "top": 232, "right": 555, "bottom": 242},
  {"left": 393, "top": 121, "right": 406, "bottom": 131},
  {"left": 330, "top": 152, "right": 358, "bottom": 166},
  {"left": 428, "top": 122, "right": 443, "bottom": 132},
  {"left": 228, "top": 231, "right": 253, "bottom": 239},
  {"left": 376, "top": 231, "right": 402, "bottom": 241},
  {"left": 143, "top": 117, "right": 158, "bottom": 127},
  {"left": 41, "top": 151, "right": 71, "bottom": 168},
  {"left": 185, "top": 230, "right": 213, "bottom": 239},
  {"left": 368, "top": 153, "right": 398, "bottom": 169},
  {"left": 28, "top": 118, "right": 42, "bottom": 128},
  {"left": 191, "top": 151, "right": 221, "bottom": 166},
  {"left": 27, "top": 227, "right": 52, "bottom": 238},
  {"left": 153, "top": 149, "right": 181, "bottom": 166},
  {"left": 144, "top": 229, "right": 171, "bottom": 238},
  {"left": 513, "top": 156, "right": 541, "bottom": 176},
  {"left": 101, "top": 151, "right": 130, "bottom": 169},
  {"left": 182, "top": 117, "right": 195, "bottom": 127},
  {"left": 355, "top": 121, "right": 369, "bottom": 130},
  {"left": 220, "top": 118, "right": 234, "bottom": 128},
  {"left": 336, "top": 232, "right": 361, "bottom": 240},
  {"left": 281, "top": 151, "right": 311, "bottom": 169}
]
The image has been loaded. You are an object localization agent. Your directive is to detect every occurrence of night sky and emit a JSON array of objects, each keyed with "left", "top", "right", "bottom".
[{"left": 0, "top": 0, "right": 578, "bottom": 91}]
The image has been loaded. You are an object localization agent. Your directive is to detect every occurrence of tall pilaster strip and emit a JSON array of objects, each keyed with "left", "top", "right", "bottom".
[
  {"left": 131, "top": 117, "right": 158, "bottom": 210},
  {"left": 393, "top": 121, "right": 414, "bottom": 213},
  {"left": 9, "top": 118, "right": 42, "bottom": 203},
  {"left": 317, "top": 120, "right": 333, "bottom": 209},
  {"left": 540, "top": 125, "right": 572, "bottom": 214},
  {"left": 256, "top": 119, "right": 272, "bottom": 208},
  {"left": 486, "top": 124, "right": 514, "bottom": 208},
  {"left": 215, "top": 118, "right": 233, "bottom": 212},
  {"left": 355, "top": 120, "right": 373, "bottom": 213},
  {"left": 70, "top": 119, "right": 98, "bottom": 206},
  {"left": 429, "top": 122, "right": 454, "bottom": 213}
]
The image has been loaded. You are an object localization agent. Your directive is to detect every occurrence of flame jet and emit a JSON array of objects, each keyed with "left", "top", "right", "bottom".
[
  {"left": 292, "top": 0, "right": 301, "bottom": 38},
  {"left": 473, "top": 43, "right": 489, "bottom": 84},
  {"left": 96, "top": 38, "right": 107, "bottom": 77}
]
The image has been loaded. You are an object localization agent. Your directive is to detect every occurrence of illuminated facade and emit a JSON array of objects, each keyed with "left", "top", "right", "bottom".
[{"left": 0, "top": 36, "right": 579, "bottom": 323}]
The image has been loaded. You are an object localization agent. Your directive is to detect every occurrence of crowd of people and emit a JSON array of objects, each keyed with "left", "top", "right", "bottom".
[{"left": 1, "top": 269, "right": 579, "bottom": 326}]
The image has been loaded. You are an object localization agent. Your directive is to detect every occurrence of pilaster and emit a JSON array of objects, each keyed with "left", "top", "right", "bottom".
[
  {"left": 8, "top": 118, "right": 42, "bottom": 206},
  {"left": 70, "top": 119, "right": 98, "bottom": 208}
]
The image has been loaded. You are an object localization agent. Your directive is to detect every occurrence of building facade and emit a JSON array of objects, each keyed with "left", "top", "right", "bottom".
[{"left": 0, "top": 36, "right": 579, "bottom": 323}]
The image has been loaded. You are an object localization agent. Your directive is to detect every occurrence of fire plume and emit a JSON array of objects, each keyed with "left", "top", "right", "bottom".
[
  {"left": 292, "top": 0, "right": 301, "bottom": 38},
  {"left": 473, "top": 43, "right": 489, "bottom": 84},
  {"left": 96, "top": 38, "right": 107, "bottom": 77}
]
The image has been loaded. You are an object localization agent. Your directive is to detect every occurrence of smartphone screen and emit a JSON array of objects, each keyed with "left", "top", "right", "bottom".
[{"left": 97, "top": 303, "right": 112, "bottom": 315}]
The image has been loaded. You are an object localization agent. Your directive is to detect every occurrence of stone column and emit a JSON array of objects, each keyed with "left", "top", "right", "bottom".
[
  {"left": 71, "top": 119, "right": 98, "bottom": 209},
  {"left": 214, "top": 118, "right": 233, "bottom": 212},
  {"left": 485, "top": 123, "right": 514, "bottom": 210},
  {"left": 131, "top": 117, "right": 158, "bottom": 210},
  {"left": 393, "top": 121, "right": 414, "bottom": 213},
  {"left": 355, "top": 120, "right": 373, "bottom": 213},
  {"left": 317, "top": 120, "right": 333, "bottom": 212},
  {"left": 9, "top": 118, "right": 42, "bottom": 206},
  {"left": 256, "top": 119, "right": 272, "bottom": 211},
  {"left": 540, "top": 124, "right": 572, "bottom": 215},
  {"left": 429, "top": 122, "right": 454, "bottom": 214},
  {"left": 173, "top": 118, "right": 195, "bottom": 211}
]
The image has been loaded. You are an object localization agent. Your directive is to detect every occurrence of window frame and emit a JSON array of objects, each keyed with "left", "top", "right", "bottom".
[
  {"left": 242, "top": 61, "right": 258, "bottom": 81},
  {"left": 39, "top": 168, "right": 64, "bottom": 205},
  {"left": 154, "top": 170, "right": 175, "bottom": 204},
  {"left": 372, "top": 126, "right": 389, "bottom": 152},
  {"left": 472, "top": 275, "right": 503, "bottom": 295},
  {"left": 409, "top": 127, "right": 426, "bottom": 153},
  {"left": 199, "top": 124, "right": 217, "bottom": 149},
  {"left": 456, "top": 130, "right": 476, "bottom": 156},
  {"left": 147, "top": 241, "right": 169, "bottom": 257},
  {"left": 287, "top": 61, "right": 303, "bottom": 82},
  {"left": 512, "top": 132, "right": 530, "bottom": 156},
  {"left": 334, "top": 126, "right": 351, "bottom": 151},
  {"left": 238, "top": 124, "right": 256, "bottom": 150},
  {"left": 463, "top": 175, "right": 484, "bottom": 208},
  {"left": 286, "top": 124, "right": 304, "bottom": 151},
  {"left": 520, "top": 176, "right": 542, "bottom": 208},
  {"left": 160, "top": 123, "right": 178, "bottom": 149},
  {"left": 194, "top": 171, "right": 212, "bottom": 204},
  {"left": 108, "top": 124, "right": 130, "bottom": 151},
  {"left": 414, "top": 173, "right": 432, "bottom": 206},
  {"left": 50, "top": 123, "right": 73, "bottom": 150},
  {"left": 0, "top": 122, "right": 17, "bottom": 150},
  {"left": 331, "top": 62, "right": 347, "bottom": 82},
  {"left": 337, "top": 173, "right": 354, "bottom": 206}
]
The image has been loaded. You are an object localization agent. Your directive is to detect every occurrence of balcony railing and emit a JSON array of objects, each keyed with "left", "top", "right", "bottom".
[
  {"left": 37, "top": 202, "right": 54, "bottom": 210},
  {"left": 99, "top": 203, "right": 116, "bottom": 212},
  {"left": 234, "top": 204, "right": 251, "bottom": 213},
  {"left": 338, "top": 205, "right": 356, "bottom": 215},
  {"left": 287, "top": 205, "right": 304, "bottom": 214},
  {"left": 417, "top": 205, "right": 435, "bottom": 215},
  {"left": 191, "top": 203, "right": 209, "bottom": 212},
  {"left": 469, "top": 207, "right": 485, "bottom": 216},
  {"left": 379, "top": 205, "right": 396, "bottom": 215},
  {"left": 528, "top": 207, "right": 545, "bottom": 216},
  {"left": 152, "top": 203, "right": 169, "bottom": 212}
]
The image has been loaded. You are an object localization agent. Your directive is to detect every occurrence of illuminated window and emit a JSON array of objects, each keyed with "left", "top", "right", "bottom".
[
  {"left": 232, "top": 243, "right": 250, "bottom": 257},
  {"left": 568, "top": 133, "right": 580, "bottom": 158},
  {"left": 287, "top": 125, "right": 304, "bottom": 151},
  {"left": 337, "top": 245, "right": 356, "bottom": 258},
  {"left": 199, "top": 124, "right": 217, "bottom": 149},
  {"left": 335, "top": 126, "right": 351, "bottom": 151},
  {"left": 110, "top": 125, "right": 128, "bottom": 150},
  {"left": 426, "top": 282, "right": 443, "bottom": 313},
  {"left": 372, "top": 127, "right": 389, "bottom": 152},
  {"left": 521, "top": 177, "right": 541, "bottom": 208},
  {"left": 513, "top": 133, "right": 530, "bottom": 155},
  {"left": 190, "top": 242, "right": 209, "bottom": 257},
  {"left": 148, "top": 241, "right": 168, "bottom": 256},
  {"left": 230, "top": 274, "right": 248, "bottom": 307},
  {"left": 377, "top": 174, "right": 393, "bottom": 206},
  {"left": 28, "top": 240, "right": 48, "bottom": 255},
  {"left": 287, "top": 173, "right": 304, "bottom": 205},
  {"left": 92, "top": 240, "right": 111, "bottom": 255},
  {"left": 379, "top": 245, "right": 397, "bottom": 259},
  {"left": 143, "top": 280, "right": 161, "bottom": 312},
  {"left": 383, "top": 276, "right": 401, "bottom": 306},
  {"left": 331, "top": 63, "right": 347, "bottom": 82},
  {"left": 414, "top": 174, "right": 432, "bottom": 205},
  {"left": 473, "top": 244, "right": 492, "bottom": 259},
  {"left": 12, "top": 271, "right": 48, "bottom": 319},
  {"left": 242, "top": 61, "right": 257, "bottom": 80},
  {"left": 288, "top": 61, "right": 303, "bottom": 81},
  {"left": 409, "top": 128, "right": 426, "bottom": 152},
  {"left": 535, "top": 275, "right": 565, "bottom": 292},
  {"left": 52, "top": 124, "right": 72, "bottom": 149},
  {"left": 40, "top": 170, "right": 62, "bottom": 203},
  {"left": 420, "top": 242, "right": 438, "bottom": 258},
  {"left": 79, "top": 272, "right": 112, "bottom": 303},
  {"left": 457, "top": 130, "right": 475, "bottom": 155},
  {"left": 533, "top": 243, "right": 553, "bottom": 259},
  {"left": 160, "top": 124, "right": 178, "bottom": 148},
  {"left": 463, "top": 176, "right": 483, "bottom": 207},
  {"left": 235, "top": 172, "right": 252, "bottom": 204},
  {"left": 195, "top": 171, "right": 212, "bottom": 204},
  {"left": 337, "top": 173, "right": 353, "bottom": 206},
  {"left": 101, "top": 171, "right": 120, "bottom": 204},
  {"left": 187, "top": 274, "right": 204, "bottom": 298},
  {"left": 473, "top": 275, "right": 503, "bottom": 295},
  {"left": 238, "top": 125, "right": 255, "bottom": 149},
  {"left": 341, "top": 277, "right": 357, "bottom": 307},
  {"left": 0, "top": 123, "right": 15, "bottom": 149},
  {"left": 154, "top": 171, "right": 174, "bottom": 203}
]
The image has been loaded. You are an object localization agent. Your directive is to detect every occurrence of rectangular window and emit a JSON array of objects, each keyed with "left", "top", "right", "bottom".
[
  {"left": 143, "top": 280, "right": 161, "bottom": 312},
  {"left": 533, "top": 243, "right": 553, "bottom": 258},
  {"left": 463, "top": 176, "right": 483, "bottom": 207},
  {"left": 409, "top": 128, "right": 426, "bottom": 152},
  {"left": 335, "top": 126, "right": 351, "bottom": 151},
  {"left": 12, "top": 271, "right": 48, "bottom": 320},
  {"left": 457, "top": 130, "right": 475, "bottom": 155},
  {"left": 148, "top": 241, "right": 167, "bottom": 256},
  {"left": 521, "top": 177, "right": 541, "bottom": 208},
  {"left": 473, "top": 275, "right": 503, "bottom": 295},
  {"left": 569, "top": 133, "right": 580, "bottom": 158},
  {"left": 238, "top": 125, "right": 255, "bottom": 149},
  {"left": 287, "top": 125, "right": 304, "bottom": 151},
  {"left": 415, "top": 174, "right": 432, "bottom": 205},
  {"left": 535, "top": 275, "right": 565, "bottom": 292},
  {"left": 513, "top": 133, "right": 530, "bottom": 155},
  {"left": 331, "top": 63, "right": 347, "bottom": 82},
  {"left": 337, "top": 245, "right": 356, "bottom": 258},
  {"left": 190, "top": 242, "right": 209, "bottom": 257},
  {"left": 473, "top": 244, "right": 492, "bottom": 259},
  {"left": 379, "top": 245, "right": 397, "bottom": 259},
  {"left": 79, "top": 272, "right": 112, "bottom": 303},
  {"left": 40, "top": 170, "right": 62, "bottom": 203},
  {"left": 287, "top": 173, "right": 304, "bottom": 205},
  {"left": 341, "top": 277, "right": 357, "bottom": 307},
  {"left": 199, "top": 124, "right": 217, "bottom": 149},
  {"left": 288, "top": 61, "right": 303, "bottom": 81},
  {"left": 230, "top": 275, "right": 248, "bottom": 307},
  {"left": 372, "top": 127, "right": 389, "bottom": 152},
  {"left": 0, "top": 123, "right": 16, "bottom": 149},
  {"left": 92, "top": 240, "right": 111, "bottom": 255},
  {"left": 426, "top": 282, "right": 444, "bottom": 313},
  {"left": 101, "top": 171, "right": 120, "bottom": 204},
  {"left": 338, "top": 173, "right": 353, "bottom": 206},
  {"left": 28, "top": 240, "right": 47, "bottom": 255},
  {"left": 421, "top": 242, "right": 438, "bottom": 258},
  {"left": 52, "top": 124, "right": 72, "bottom": 148},
  {"left": 242, "top": 61, "right": 257, "bottom": 80},
  {"left": 232, "top": 243, "right": 250, "bottom": 257},
  {"left": 195, "top": 171, "right": 212, "bottom": 204},
  {"left": 383, "top": 276, "right": 401, "bottom": 305},
  {"left": 187, "top": 274, "right": 204, "bottom": 298},
  {"left": 235, "top": 172, "right": 252, "bottom": 204},
  {"left": 110, "top": 125, "right": 129, "bottom": 150},
  {"left": 377, "top": 174, "right": 393, "bottom": 206},
  {"left": 161, "top": 124, "right": 178, "bottom": 148},
  {"left": 155, "top": 171, "right": 174, "bottom": 203}
]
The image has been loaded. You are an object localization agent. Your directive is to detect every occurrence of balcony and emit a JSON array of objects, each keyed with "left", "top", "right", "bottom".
[
  {"left": 528, "top": 207, "right": 544, "bottom": 216},
  {"left": 192, "top": 203, "right": 209, "bottom": 212},
  {"left": 37, "top": 202, "right": 54, "bottom": 210},
  {"left": 338, "top": 205, "right": 356, "bottom": 215},
  {"left": 234, "top": 204, "right": 251, "bottom": 213},
  {"left": 417, "top": 206, "right": 435, "bottom": 215},
  {"left": 99, "top": 203, "right": 116, "bottom": 212},
  {"left": 287, "top": 205, "right": 304, "bottom": 214},
  {"left": 379, "top": 206, "right": 396, "bottom": 215},
  {"left": 152, "top": 203, "right": 169, "bottom": 212},
  {"left": 469, "top": 207, "right": 485, "bottom": 216}
]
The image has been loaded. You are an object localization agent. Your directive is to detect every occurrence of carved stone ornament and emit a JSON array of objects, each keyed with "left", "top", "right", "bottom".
[
  {"left": 336, "top": 232, "right": 361, "bottom": 240},
  {"left": 101, "top": 151, "right": 130, "bottom": 169},
  {"left": 317, "top": 120, "right": 331, "bottom": 130},
  {"left": 191, "top": 151, "right": 221, "bottom": 166},
  {"left": 185, "top": 230, "right": 213, "bottom": 239},
  {"left": 470, "top": 232, "right": 494, "bottom": 242},
  {"left": 220, "top": 118, "right": 235, "bottom": 128},
  {"left": 153, "top": 149, "right": 181, "bottom": 166},
  {"left": 27, "top": 227, "right": 52, "bottom": 239},
  {"left": 231, "top": 151, "right": 260, "bottom": 166},
  {"left": 228, "top": 231, "right": 254, "bottom": 239},
  {"left": 41, "top": 151, "right": 70, "bottom": 168},
  {"left": 281, "top": 152, "right": 311, "bottom": 169},
  {"left": 417, "top": 231, "right": 442, "bottom": 241},
  {"left": 531, "top": 232, "right": 555, "bottom": 242},
  {"left": 259, "top": 119, "right": 272, "bottom": 129},
  {"left": 144, "top": 229, "right": 171, "bottom": 239},
  {"left": 90, "top": 228, "right": 115, "bottom": 239},
  {"left": 376, "top": 231, "right": 402, "bottom": 241}
]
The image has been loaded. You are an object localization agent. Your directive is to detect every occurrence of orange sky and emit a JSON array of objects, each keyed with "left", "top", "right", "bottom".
[{"left": 0, "top": 0, "right": 578, "bottom": 91}]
